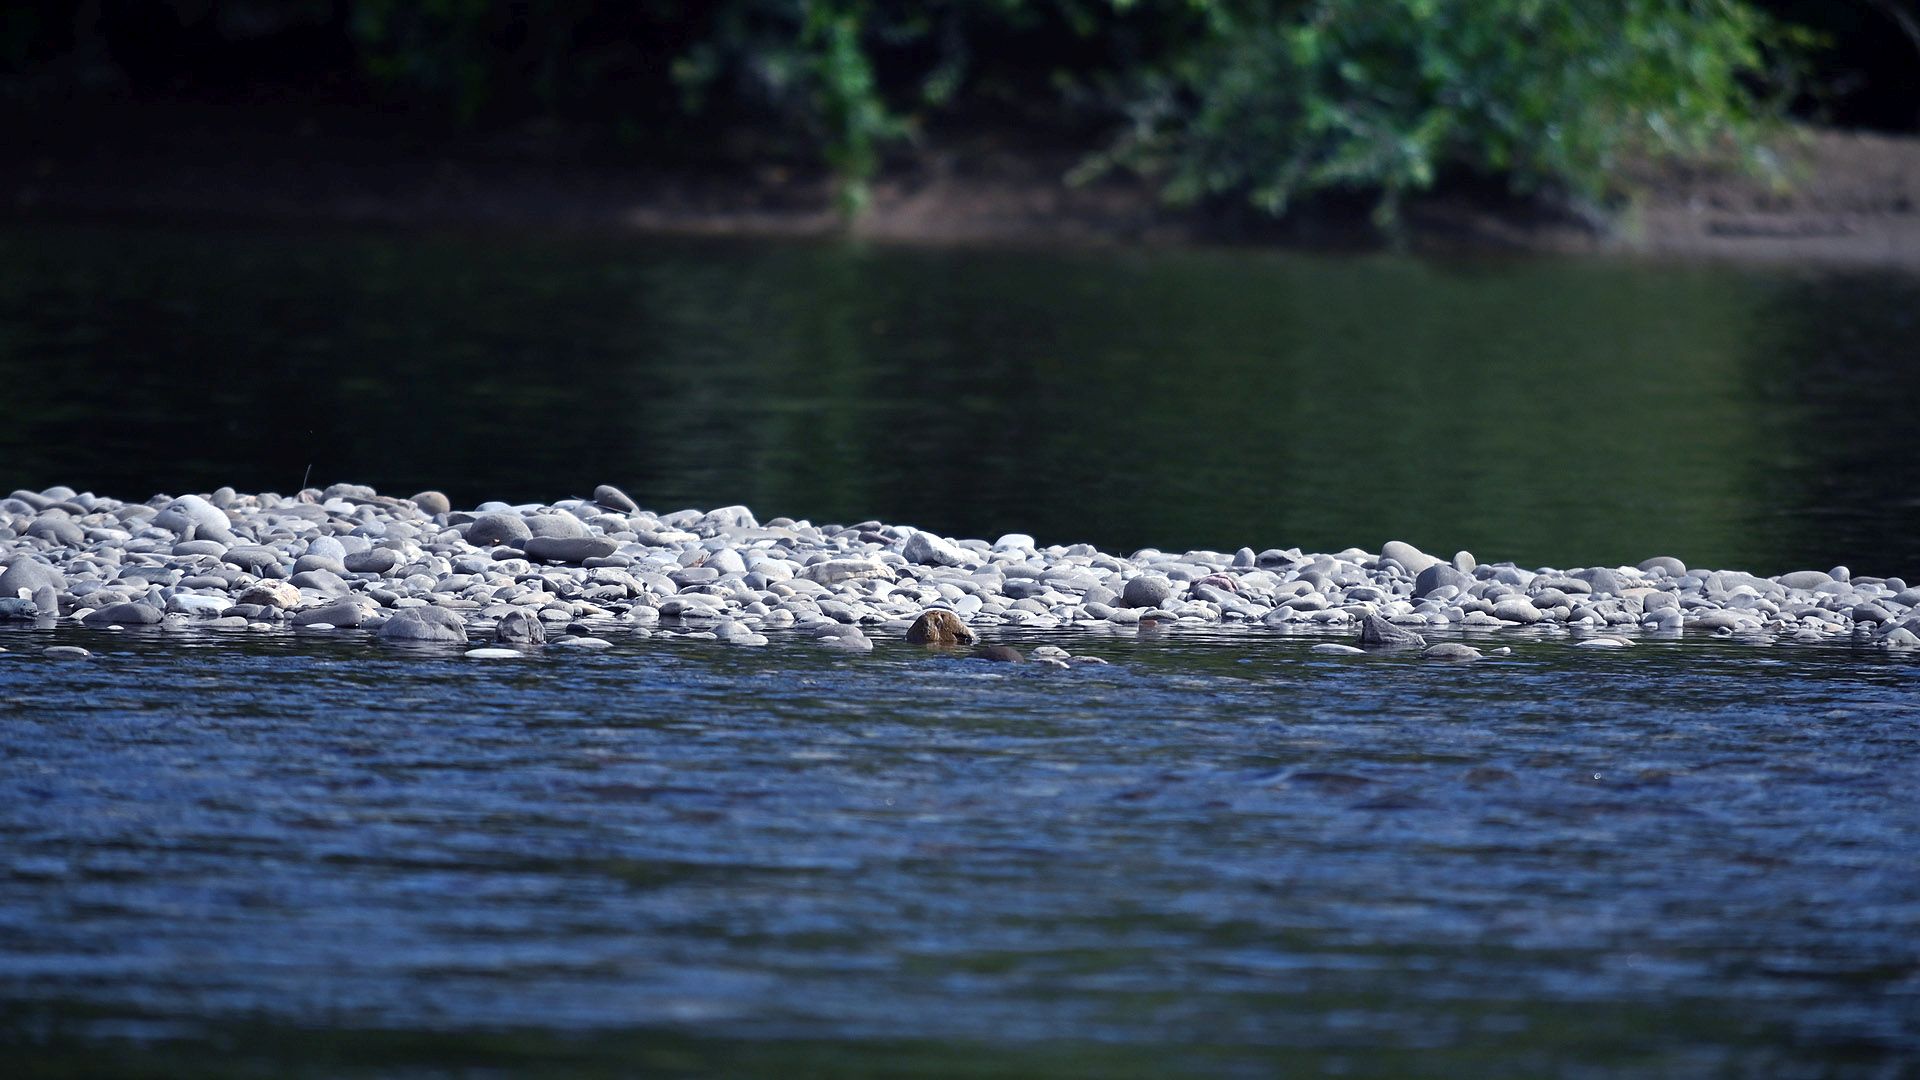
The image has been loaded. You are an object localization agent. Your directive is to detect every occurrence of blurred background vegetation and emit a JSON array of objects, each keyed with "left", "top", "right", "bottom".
[{"left": 2, "top": 1, "right": 1915, "bottom": 225}]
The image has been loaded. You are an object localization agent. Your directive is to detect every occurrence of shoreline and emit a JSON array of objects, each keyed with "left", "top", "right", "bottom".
[
  {"left": 3, "top": 484, "right": 1916, "bottom": 662},
  {"left": 6, "top": 102, "right": 1920, "bottom": 266}
]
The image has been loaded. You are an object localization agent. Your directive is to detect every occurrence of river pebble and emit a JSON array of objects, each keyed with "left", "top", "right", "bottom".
[{"left": 1, "top": 485, "right": 1913, "bottom": 661}]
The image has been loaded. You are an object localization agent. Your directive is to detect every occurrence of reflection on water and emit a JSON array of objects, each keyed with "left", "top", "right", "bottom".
[
  {"left": 0, "top": 625, "right": 1916, "bottom": 1075},
  {"left": 1, "top": 221, "right": 1917, "bottom": 576}
]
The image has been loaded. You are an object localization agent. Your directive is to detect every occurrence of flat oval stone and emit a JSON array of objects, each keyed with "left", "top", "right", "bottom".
[
  {"left": 82, "top": 601, "right": 164, "bottom": 625},
  {"left": 344, "top": 548, "right": 401, "bottom": 574},
  {"left": 222, "top": 545, "right": 283, "bottom": 572},
  {"left": 1491, "top": 598, "right": 1545, "bottom": 624},
  {"left": 292, "top": 600, "right": 371, "bottom": 627}
]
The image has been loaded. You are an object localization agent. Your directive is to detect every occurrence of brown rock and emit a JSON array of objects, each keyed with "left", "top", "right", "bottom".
[
  {"left": 410, "top": 490, "right": 452, "bottom": 516},
  {"left": 973, "top": 644, "right": 1024, "bottom": 662},
  {"left": 237, "top": 581, "right": 303, "bottom": 610},
  {"left": 906, "top": 608, "right": 976, "bottom": 646}
]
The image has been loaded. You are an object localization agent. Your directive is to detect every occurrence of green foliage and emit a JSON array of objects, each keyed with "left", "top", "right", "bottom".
[
  {"left": 4, "top": 0, "right": 1812, "bottom": 227},
  {"left": 694, "top": 0, "right": 1805, "bottom": 225},
  {"left": 350, "top": 0, "right": 499, "bottom": 125},
  {"left": 1113, "top": 0, "right": 1805, "bottom": 225}
]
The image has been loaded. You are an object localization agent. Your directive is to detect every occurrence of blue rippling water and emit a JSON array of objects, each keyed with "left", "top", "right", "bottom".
[{"left": 1, "top": 622, "right": 1916, "bottom": 1076}]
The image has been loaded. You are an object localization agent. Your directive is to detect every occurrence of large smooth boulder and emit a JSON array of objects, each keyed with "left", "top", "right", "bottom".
[
  {"left": 344, "top": 548, "right": 402, "bottom": 574},
  {"left": 237, "top": 581, "right": 302, "bottom": 609},
  {"left": 377, "top": 606, "right": 469, "bottom": 644},
  {"left": 525, "top": 512, "right": 589, "bottom": 539},
  {"left": 0, "top": 558, "right": 66, "bottom": 596},
  {"left": 1379, "top": 540, "right": 1443, "bottom": 576},
  {"left": 82, "top": 601, "right": 164, "bottom": 626},
  {"left": 151, "top": 494, "right": 232, "bottom": 539},
  {"left": 903, "top": 531, "right": 968, "bottom": 567},
  {"left": 1122, "top": 574, "right": 1176, "bottom": 609},
  {"left": 465, "top": 513, "right": 532, "bottom": 546},
  {"left": 494, "top": 610, "right": 547, "bottom": 644},
  {"left": 410, "top": 491, "right": 452, "bottom": 516},
  {"left": 24, "top": 517, "right": 84, "bottom": 547},
  {"left": 1414, "top": 563, "right": 1474, "bottom": 599}
]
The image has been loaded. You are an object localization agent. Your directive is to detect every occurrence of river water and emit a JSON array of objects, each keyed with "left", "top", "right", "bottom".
[
  {"left": 2, "top": 221, "right": 1918, "bottom": 575},
  {"left": 1, "top": 221, "right": 1917, "bottom": 1075}
]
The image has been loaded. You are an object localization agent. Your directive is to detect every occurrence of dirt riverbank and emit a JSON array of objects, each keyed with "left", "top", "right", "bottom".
[{"left": 6, "top": 102, "right": 1918, "bottom": 266}]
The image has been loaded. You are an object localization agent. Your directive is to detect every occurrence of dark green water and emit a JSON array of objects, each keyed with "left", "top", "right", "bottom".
[{"left": 1, "top": 220, "right": 1917, "bottom": 577}]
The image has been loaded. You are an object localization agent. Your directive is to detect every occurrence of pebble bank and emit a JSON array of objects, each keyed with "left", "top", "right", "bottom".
[{"left": 2, "top": 484, "right": 1917, "bottom": 661}]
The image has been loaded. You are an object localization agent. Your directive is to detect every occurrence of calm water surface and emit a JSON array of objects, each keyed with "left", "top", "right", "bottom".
[
  {"left": 1, "top": 220, "right": 1917, "bottom": 575},
  {"left": 2, "top": 221, "right": 1919, "bottom": 1075}
]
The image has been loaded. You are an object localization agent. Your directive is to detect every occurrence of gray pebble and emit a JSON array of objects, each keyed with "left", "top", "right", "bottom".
[
  {"left": 1491, "top": 598, "right": 1545, "bottom": 625},
  {"left": 1358, "top": 613, "right": 1426, "bottom": 649},
  {"left": 1123, "top": 574, "right": 1175, "bottom": 609},
  {"left": 495, "top": 610, "right": 547, "bottom": 644},
  {"left": 344, "top": 548, "right": 401, "bottom": 574},
  {"left": 526, "top": 513, "right": 589, "bottom": 539},
  {"left": 292, "top": 599, "right": 372, "bottom": 627},
  {"left": 593, "top": 485, "right": 639, "bottom": 513},
  {"left": 25, "top": 517, "right": 85, "bottom": 547},
  {"left": 411, "top": 491, "right": 452, "bottom": 516},
  {"left": 377, "top": 606, "right": 469, "bottom": 644},
  {"left": 524, "top": 536, "right": 619, "bottom": 564},
  {"left": 0, "top": 558, "right": 66, "bottom": 595},
  {"left": 465, "top": 513, "right": 532, "bottom": 546},
  {"left": 81, "top": 602, "right": 164, "bottom": 626},
  {"left": 1380, "top": 540, "right": 1443, "bottom": 575}
]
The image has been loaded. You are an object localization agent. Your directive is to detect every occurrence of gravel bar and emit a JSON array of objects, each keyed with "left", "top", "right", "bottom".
[{"left": 3, "top": 483, "right": 1916, "bottom": 661}]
